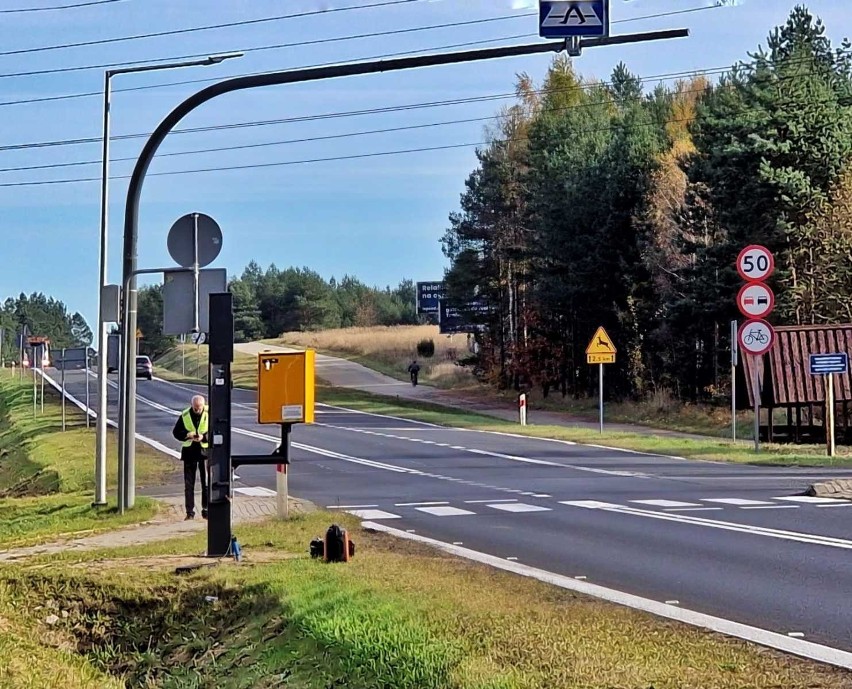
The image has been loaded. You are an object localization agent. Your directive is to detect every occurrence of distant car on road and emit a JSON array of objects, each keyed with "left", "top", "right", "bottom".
[{"left": 136, "top": 355, "right": 153, "bottom": 380}]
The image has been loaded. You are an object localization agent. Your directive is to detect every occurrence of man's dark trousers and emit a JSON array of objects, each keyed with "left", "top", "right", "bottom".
[
  {"left": 184, "top": 457, "right": 208, "bottom": 518},
  {"left": 172, "top": 407, "right": 210, "bottom": 518}
]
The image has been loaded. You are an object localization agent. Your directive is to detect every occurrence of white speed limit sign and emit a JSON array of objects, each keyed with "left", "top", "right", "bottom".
[{"left": 737, "top": 245, "right": 774, "bottom": 282}]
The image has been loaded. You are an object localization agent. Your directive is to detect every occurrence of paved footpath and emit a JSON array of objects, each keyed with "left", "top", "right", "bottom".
[{"left": 0, "top": 495, "right": 313, "bottom": 563}]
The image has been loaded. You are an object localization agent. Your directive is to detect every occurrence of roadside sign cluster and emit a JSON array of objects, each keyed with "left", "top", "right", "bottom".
[{"left": 736, "top": 245, "right": 776, "bottom": 356}]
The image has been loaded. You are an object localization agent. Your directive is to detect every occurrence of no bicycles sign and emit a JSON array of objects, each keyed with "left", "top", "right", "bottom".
[
  {"left": 738, "top": 318, "right": 775, "bottom": 356},
  {"left": 735, "top": 245, "right": 776, "bottom": 356}
]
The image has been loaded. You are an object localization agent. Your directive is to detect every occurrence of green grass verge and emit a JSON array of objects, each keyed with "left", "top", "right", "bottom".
[
  {"left": 319, "top": 387, "right": 851, "bottom": 467},
  {"left": 2, "top": 511, "right": 848, "bottom": 688},
  {"left": 0, "top": 375, "right": 173, "bottom": 548}
]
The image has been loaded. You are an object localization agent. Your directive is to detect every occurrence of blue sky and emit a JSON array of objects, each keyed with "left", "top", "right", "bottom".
[{"left": 0, "top": 0, "right": 848, "bottom": 329}]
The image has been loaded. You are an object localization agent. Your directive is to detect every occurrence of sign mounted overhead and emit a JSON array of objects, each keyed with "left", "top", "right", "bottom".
[
  {"left": 736, "top": 244, "right": 775, "bottom": 282},
  {"left": 586, "top": 326, "right": 616, "bottom": 365},
  {"left": 539, "top": 1, "right": 609, "bottom": 38},
  {"left": 737, "top": 282, "right": 775, "bottom": 319},
  {"left": 737, "top": 319, "right": 775, "bottom": 356}
]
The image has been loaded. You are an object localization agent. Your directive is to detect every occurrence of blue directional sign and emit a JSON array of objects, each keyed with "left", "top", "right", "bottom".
[
  {"left": 417, "top": 281, "right": 446, "bottom": 315},
  {"left": 809, "top": 353, "right": 848, "bottom": 375},
  {"left": 539, "top": 0, "right": 609, "bottom": 39}
]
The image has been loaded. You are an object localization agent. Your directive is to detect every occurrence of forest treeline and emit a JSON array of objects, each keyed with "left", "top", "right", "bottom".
[{"left": 442, "top": 6, "right": 852, "bottom": 401}]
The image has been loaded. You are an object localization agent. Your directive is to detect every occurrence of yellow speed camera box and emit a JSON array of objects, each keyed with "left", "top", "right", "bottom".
[{"left": 257, "top": 350, "right": 315, "bottom": 425}]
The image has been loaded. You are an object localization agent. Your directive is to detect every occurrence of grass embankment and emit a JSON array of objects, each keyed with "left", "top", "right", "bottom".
[
  {"left": 0, "top": 375, "right": 173, "bottom": 548},
  {"left": 2, "top": 512, "right": 848, "bottom": 689},
  {"left": 273, "top": 325, "right": 477, "bottom": 389},
  {"left": 155, "top": 348, "right": 850, "bottom": 467},
  {"left": 155, "top": 345, "right": 257, "bottom": 388}
]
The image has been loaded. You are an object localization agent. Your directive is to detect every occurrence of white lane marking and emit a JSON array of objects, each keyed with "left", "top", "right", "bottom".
[
  {"left": 740, "top": 505, "right": 800, "bottom": 510},
  {"left": 559, "top": 500, "right": 621, "bottom": 509},
  {"left": 395, "top": 501, "right": 449, "bottom": 507},
  {"left": 488, "top": 503, "right": 551, "bottom": 513},
  {"left": 325, "top": 424, "right": 653, "bottom": 478},
  {"left": 788, "top": 632, "right": 806, "bottom": 638},
  {"left": 327, "top": 504, "right": 378, "bottom": 509},
  {"left": 561, "top": 502, "right": 852, "bottom": 551},
  {"left": 415, "top": 506, "right": 475, "bottom": 517},
  {"left": 234, "top": 486, "right": 276, "bottom": 497},
  {"left": 506, "top": 556, "right": 519, "bottom": 561},
  {"left": 777, "top": 496, "right": 851, "bottom": 504},
  {"left": 346, "top": 509, "right": 400, "bottom": 520},
  {"left": 702, "top": 498, "right": 774, "bottom": 506},
  {"left": 465, "top": 499, "right": 518, "bottom": 504},
  {"left": 632, "top": 500, "right": 701, "bottom": 508},
  {"left": 363, "top": 522, "right": 852, "bottom": 671},
  {"left": 531, "top": 493, "right": 552, "bottom": 498},
  {"left": 818, "top": 503, "right": 852, "bottom": 508},
  {"left": 666, "top": 600, "right": 680, "bottom": 605},
  {"left": 664, "top": 507, "right": 723, "bottom": 512}
]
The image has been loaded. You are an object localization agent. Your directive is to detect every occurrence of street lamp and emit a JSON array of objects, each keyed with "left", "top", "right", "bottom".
[{"left": 94, "top": 52, "right": 242, "bottom": 508}]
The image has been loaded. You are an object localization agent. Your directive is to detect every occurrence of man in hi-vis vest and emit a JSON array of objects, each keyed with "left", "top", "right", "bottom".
[{"left": 171, "top": 394, "right": 209, "bottom": 520}]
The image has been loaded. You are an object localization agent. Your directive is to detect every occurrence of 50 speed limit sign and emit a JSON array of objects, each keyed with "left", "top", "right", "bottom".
[{"left": 737, "top": 245, "right": 775, "bottom": 282}]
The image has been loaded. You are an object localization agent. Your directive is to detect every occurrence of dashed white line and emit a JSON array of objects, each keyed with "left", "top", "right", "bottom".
[
  {"left": 488, "top": 503, "right": 552, "bottom": 513},
  {"left": 416, "top": 506, "right": 476, "bottom": 517}
]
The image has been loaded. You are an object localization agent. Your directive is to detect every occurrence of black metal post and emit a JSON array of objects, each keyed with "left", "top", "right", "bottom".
[{"left": 207, "top": 292, "right": 233, "bottom": 557}]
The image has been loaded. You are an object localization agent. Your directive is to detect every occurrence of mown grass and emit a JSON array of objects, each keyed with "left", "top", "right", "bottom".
[
  {"left": 0, "top": 375, "right": 172, "bottom": 548},
  {"left": 271, "top": 325, "right": 477, "bottom": 388},
  {"left": 2, "top": 512, "right": 849, "bottom": 688}
]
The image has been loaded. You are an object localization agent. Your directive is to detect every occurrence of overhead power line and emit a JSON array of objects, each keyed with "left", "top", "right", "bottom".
[
  {"left": 0, "top": 14, "right": 524, "bottom": 79},
  {"left": 5, "top": 45, "right": 828, "bottom": 154},
  {"left": 5, "top": 78, "right": 848, "bottom": 189},
  {"left": 0, "top": 4, "right": 720, "bottom": 107},
  {"left": 0, "top": 0, "right": 121, "bottom": 13},
  {"left": 0, "top": 0, "right": 419, "bottom": 58},
  {"left": 0, "top": 4, "right": 716, "bottom": 79},
  {"left": 0, "top": 81, "right": 723, "bottom": 172}
]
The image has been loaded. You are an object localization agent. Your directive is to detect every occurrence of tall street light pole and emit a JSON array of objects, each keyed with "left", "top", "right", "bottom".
[{"left": 95, "top": 53, "right": 242, "bottom": 509}]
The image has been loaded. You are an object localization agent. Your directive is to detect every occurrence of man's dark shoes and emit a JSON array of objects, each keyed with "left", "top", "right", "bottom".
[
  {"left": 201, "top": 509, "right": 208, "bottom": 520},
  {"left": 185, "top": 513, "right": 195, "bottom": 521}
]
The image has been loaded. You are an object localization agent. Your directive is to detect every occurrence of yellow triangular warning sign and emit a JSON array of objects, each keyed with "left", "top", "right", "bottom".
[{"left": 586, "top": 327, "right": 616, "bottom": 355}]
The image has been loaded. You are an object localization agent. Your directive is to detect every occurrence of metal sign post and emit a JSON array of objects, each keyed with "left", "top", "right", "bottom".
[
  {"left": 586, "top": 326, "right": 616, "bottom": 434},
  {"left": 731, "top": 320, "right": 738, "bottom": 441},
  {"left": 85, "top": 350, "right": 91, "bottom": 428},
  {"left": 277, "top": 425, "right": 291, "bottom": 520},
  {"left": 60, "top": 348, "right": 67, "bottom": 432},
  {"left": 31, "top": 362, "right": 36, "bottom": 418},
  {"left": 809, "top": 354, "right": 847, "bottom": 458},
  {"left": 735, "top": 245, "right": 776, "bottom": 452},
  {"left": 751, "top": 356, "right": 760, "bottom": 453}
]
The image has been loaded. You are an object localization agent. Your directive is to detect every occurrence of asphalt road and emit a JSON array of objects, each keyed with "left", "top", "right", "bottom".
[{"left": 54, "top": 369, "right": 852, "bottom": 654}]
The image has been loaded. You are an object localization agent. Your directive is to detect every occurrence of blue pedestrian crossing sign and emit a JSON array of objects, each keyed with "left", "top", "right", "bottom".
[
  {"left": 809, "top": 353, "right": 848, "bottom": 375},
  {"left": 539, "top": 1, "right": 609, "bottom": 39}
]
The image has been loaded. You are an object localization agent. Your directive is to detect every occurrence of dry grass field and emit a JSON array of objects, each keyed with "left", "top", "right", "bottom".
[{"left": 272, "top": 325, "right": 477, "bottom": 388}]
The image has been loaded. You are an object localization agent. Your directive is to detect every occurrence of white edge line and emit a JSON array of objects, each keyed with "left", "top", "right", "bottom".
[
  {"left": 38, "top": 370, "right": 180, "bottom": 459},
  {"left": 361, "top": 521, "right": 852, "bottom": 671}
]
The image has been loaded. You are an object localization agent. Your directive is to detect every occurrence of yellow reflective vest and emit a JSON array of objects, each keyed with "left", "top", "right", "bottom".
[{"left": 180, "top": 408, "right": 208, "bottom": 449}]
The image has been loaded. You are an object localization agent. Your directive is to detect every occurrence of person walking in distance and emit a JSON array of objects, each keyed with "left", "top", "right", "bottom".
[
  {"left": 172, "top": 394, "right": 209, "bottom": 520},
  {"left": 407, "top": 360, "right": 420, "bottom": 386}
]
